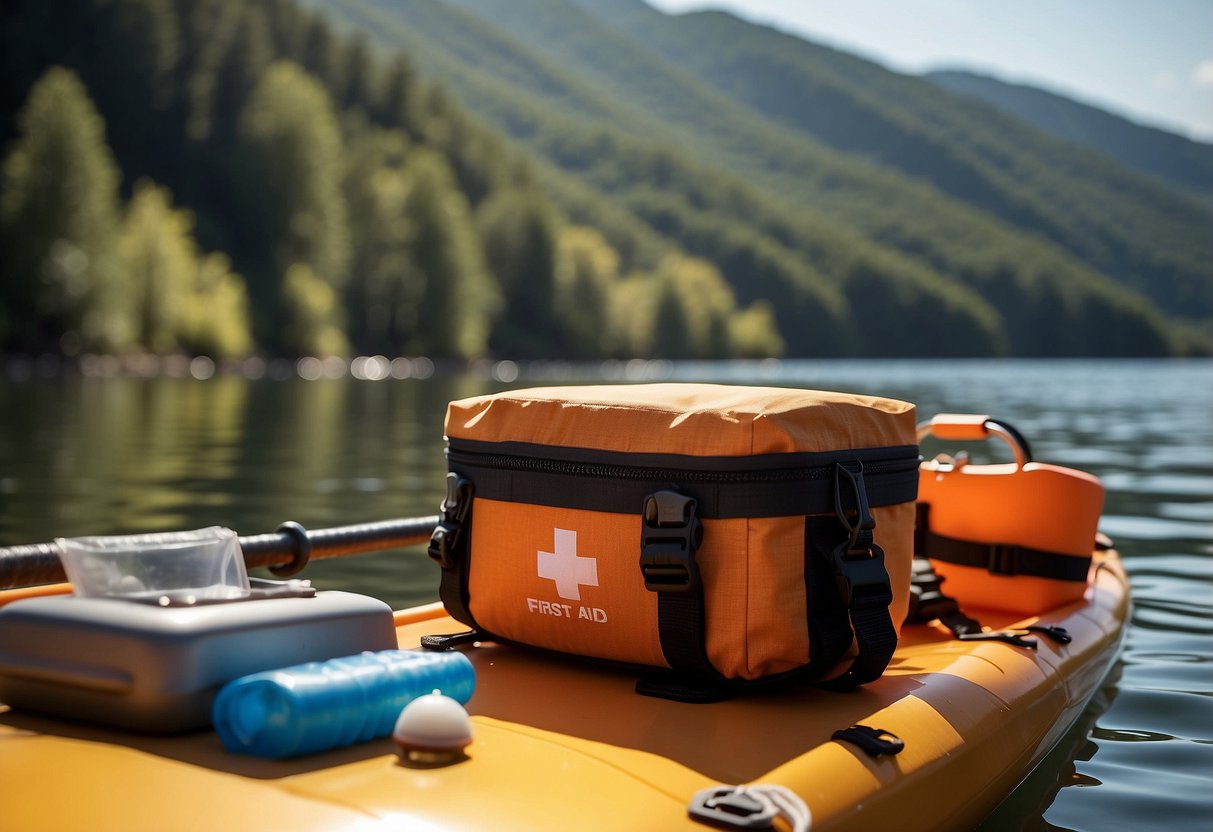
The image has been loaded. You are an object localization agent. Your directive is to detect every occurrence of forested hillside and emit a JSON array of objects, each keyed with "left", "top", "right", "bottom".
[
  {"left": 928, "top": 69, "right": 1213, "bottom": 211},
  {"left": 2, "top": 0, "right": 1210, "bottom": 360},
  {"left": 315, "top": 0, "right": 1213, "bottom": 357},
  {"left": 0, "top": 0, "right": 782, "bottom": 361}
]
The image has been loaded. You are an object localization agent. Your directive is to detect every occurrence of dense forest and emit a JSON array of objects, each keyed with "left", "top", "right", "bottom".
[
  {"left": 314, "top": 0, "right": 1213, "bottom": 357},
  {"left": 0, "top": 0, "right": 781, "bottom": 361},
  {"left": 1, "top": 0, "right": 1210, "bottom": 361}
]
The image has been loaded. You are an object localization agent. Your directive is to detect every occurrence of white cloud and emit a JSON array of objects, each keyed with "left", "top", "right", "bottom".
[{"left": 1193, "top": 60, "right": 1213, "bottom": 88}]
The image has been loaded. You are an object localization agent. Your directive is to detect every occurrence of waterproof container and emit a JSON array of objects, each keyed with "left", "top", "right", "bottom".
[
  {"left": 212, "top": 649, "right": 475, "bottom": 759},
  {"left": 0, "top": 587, "right": 398, "bottom": 733}
]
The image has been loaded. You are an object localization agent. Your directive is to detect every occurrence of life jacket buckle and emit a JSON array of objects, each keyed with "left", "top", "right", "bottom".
[{"left": 987, "top": 543, "right": 1021, "bottom": 576}]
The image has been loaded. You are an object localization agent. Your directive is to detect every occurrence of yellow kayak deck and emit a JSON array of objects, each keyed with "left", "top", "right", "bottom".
[{"left": 0, "top": 550, "right": 1128, "bottom": 832}]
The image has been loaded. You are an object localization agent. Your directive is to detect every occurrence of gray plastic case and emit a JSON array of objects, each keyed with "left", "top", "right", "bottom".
[{"left": 0, "top": 590, "right": 398, "bottom": 733}]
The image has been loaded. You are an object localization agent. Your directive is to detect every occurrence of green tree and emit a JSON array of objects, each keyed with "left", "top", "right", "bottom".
[
  {"left": 280, "top": 262, "right": 349, "bottom": 357},
  {"left": 649, "top": 271, "right": 695, "bottom": 359},
  {"left": 175, "top": 0, "right": 244, "bottom": 144},
  {"left": 840, "top": 256, "right": 1006, "bottom": 357},
  {"left": 300, "top": 13, "right": 343, "bottom": 94},
  {"left": 609, "top": 253, "right": 784, "bottom": 358},
  {"left": 555, "top": 226, "right": 618, "bottom": 356},
  {"left": 117, "top": 179, "right": 254, "bottom": 358},
  {"left": 648, "top": 254, "right": 782, "bottom": 359},
  {"left": 405, "top": 149, "right": 500, "bottom": 358},
  {"left": 379, "top": 54, "right": 422, "bottom": 137},
  {"left": 342, "top": 128, "right": 421, "bottom": 354},
  {"left": 0, "top": 67, "right": 127, "bottom": 353},
  {"left": 602, "top": 273, "right": 644, "bottom": 356},
  {"left": 178, "top": 252, "right": 254, "bottom": 360},
  {"left": 728, "top": 301, "right": 784, "bottom": 358},
  {"left": 237, "top": 60, "right": 350, "bottom": 352},
  {"left": 209, "top": 3, "right": 273, "bottom": 147},
  {"left": 479, "top": 188, "right": 562, "bottom": 357},
  {"left": 339, "top": 34, "right": 379, "bottom": 114},
  {"left": 118, "top": 180, "right": 193, "bottom": 353},
  {"left": 86, "top": 0, "right": 182, "bottom": 185}
]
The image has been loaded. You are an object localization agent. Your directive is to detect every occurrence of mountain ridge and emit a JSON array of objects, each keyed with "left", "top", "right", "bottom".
[
  {"left": 560, "top": 0, "right": 1211, "bottom": 321},
  {"left": 927, "top": 68, "right": 1213, "bottom": 209},
  {"left": 311, "top": 0, "right": 1212, "bottom": 354}
]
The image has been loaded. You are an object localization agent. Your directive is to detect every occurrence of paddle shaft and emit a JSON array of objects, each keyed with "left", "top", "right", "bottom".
[{"left": 0, "top": 516, "right": 440, "bottom": 589}]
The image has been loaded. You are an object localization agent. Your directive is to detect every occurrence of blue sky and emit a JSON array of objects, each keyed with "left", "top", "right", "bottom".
[{"left": 648, "top": 0, "right": 1213, "bottom": 141}]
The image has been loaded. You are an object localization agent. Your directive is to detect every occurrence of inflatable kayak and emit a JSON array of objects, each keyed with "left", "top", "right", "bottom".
[
  {"left": 0, "top": 546, "right": 1128, "bottom": 831},
  {"left": 0, "top": 404, "right": 1128, "bottom": 831}
]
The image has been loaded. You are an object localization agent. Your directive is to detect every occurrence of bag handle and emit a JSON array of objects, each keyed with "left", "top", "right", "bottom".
[{"left": 917, "top": 414, "right": 1032, "bottom": 467}]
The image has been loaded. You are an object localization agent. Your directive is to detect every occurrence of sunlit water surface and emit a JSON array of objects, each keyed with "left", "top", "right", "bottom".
[{"left": 1, "top": 358, "right": 1209, "bottom": 830}]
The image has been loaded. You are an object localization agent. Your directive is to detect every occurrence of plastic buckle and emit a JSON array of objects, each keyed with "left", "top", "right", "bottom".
[
  {"left": 427, "top": 523, "right": 458, "bottom": 569},
  {"left": 688, "top": 785, "right": 811, "bottom": 831},
  {"left": 427, "top": 474, "right": 472, "bottom": 569},
  {"left": 688, "top": 786, "right": 775, "bottom": 829},
  {"left": 987, "top": 543, "right": 1020, "bottom": 576},
  {"left": 831, "top": 542, "right": 893, "bottom": 608},
  {"left": 640, "top": 491, "right": 703, "bottom": 594},
  {"left": 830, "top": 461, "right": 891, "bottom": 609},
  {"left": 834, "top": 461, "right": 875, "bottom": 555}
]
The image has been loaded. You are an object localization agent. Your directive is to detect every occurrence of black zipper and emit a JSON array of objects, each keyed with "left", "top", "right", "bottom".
[{"left": 447, "top": 444, "right": 919, "bottom": 485}]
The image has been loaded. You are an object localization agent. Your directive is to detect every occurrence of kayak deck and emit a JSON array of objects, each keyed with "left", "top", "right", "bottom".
[{"left": 0, "top": 549, "right": 1128, "bottom": 832}]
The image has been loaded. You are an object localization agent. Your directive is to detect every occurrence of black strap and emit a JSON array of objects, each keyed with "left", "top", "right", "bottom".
[
  {"left": 821, "top": 462, "right": 898, "bottom": 689},
  {"left": 654, "top": 593, "right": 719, "bottom": 678},
  {"left": 639, "top": 466, "right": 898, "bottom": 694},
  {"left": 828, "top": 596, "right": 898, "bottom": 689},
  {"left": 909, "top": 506, "right": 1081, "bottom": 651},
  {"left": 428, "top": 473, "right": 478, "bottom": 629},
  {"left": 915, "top": 507, "right": 1091, "bottom": 582},
  {"left": 804, "top": 515, "right": 862, "bottom": 679},
  {"left": 635, "top": 673, "right": 733, "bottom": 703},
  {"left": 420, "top": 630, "right": 482, "bottom": 651},
  {"left": 639, "top": 491, "right": 723, "bottom": 683}
]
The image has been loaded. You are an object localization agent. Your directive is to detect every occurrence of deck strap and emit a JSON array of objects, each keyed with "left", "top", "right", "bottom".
[
  {"left": 641, "top": 463, "right": 898, "bottom": 696},
  {"left": 915, "top": 509, "right": 1091, "bottom": 582}
]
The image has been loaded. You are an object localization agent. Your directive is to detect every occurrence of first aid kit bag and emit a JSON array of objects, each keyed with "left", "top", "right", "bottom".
[{"left": 426, "top": 384, "right": 919, "bottom": 691}]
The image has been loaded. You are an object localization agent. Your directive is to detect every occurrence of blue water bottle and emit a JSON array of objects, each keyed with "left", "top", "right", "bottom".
[{"left": 212, "top": 649, "right": 475, "bottom": 759}]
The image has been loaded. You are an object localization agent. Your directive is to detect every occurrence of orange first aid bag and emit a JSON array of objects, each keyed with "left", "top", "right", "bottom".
[
  {"left": 427, "top": 384, "right": 919, "bottom": 691},
  {"left": 916, "top": 414, "right": 1104, "bottom": 615}
]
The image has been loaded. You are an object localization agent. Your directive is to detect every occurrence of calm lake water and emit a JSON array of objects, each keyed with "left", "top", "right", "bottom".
[{"left": 1, "top": 358, "right": 1209, "bottom": 830}]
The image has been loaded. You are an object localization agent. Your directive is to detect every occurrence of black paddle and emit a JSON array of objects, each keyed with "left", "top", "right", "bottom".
[{"left": 0, "top": 516, "right": 440, "bottom": 590}]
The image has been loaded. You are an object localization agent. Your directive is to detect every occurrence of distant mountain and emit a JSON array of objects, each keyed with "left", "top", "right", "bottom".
[
  {"left": 928, "top": 69, "right": 1213, "bottom": 209},
  {"left": 308, "top": 0, "right": 1211, "bottom": 355},
  {"left": 563, "top": 0, "right": 1211, "bottom": 324}
]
